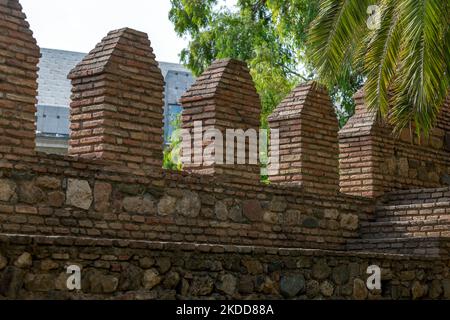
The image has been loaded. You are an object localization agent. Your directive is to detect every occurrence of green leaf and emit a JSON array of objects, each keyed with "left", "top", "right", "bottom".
[
  {"left": 363, "top": 0, "right": 402, "bottom": 117},
  {"left": 308, "top": 0, "right": 372, "bottom": 84},
  {"left": 389, "top": 0, "right": 449, "bottom": 135}
]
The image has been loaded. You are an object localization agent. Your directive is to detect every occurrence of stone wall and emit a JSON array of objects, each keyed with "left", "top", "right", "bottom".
[
  {"left": 1, "top": 0, "right": 450, "bottom": 300},
  {"left": 0, "top": 6, "right": 372, "bottom": 253},
  {"left": 0, "top": 234, "right": 449, "bottom": 300},
  {"left": 0, "top": 155, "right": 372, "bottom": 250}
]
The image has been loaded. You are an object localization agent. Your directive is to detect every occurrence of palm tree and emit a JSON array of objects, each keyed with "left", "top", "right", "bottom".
[{"left": 308, "top": 0, "right": 449, "bottom": 135}]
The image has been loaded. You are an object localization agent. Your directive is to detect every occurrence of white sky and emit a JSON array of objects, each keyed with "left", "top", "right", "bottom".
[{"left": 21, "top": 0, "right": 237, "bottom": 64}]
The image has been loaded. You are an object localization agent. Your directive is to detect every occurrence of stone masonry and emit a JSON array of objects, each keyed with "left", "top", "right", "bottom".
[
  {"left": 1, "top": 0, "right": 450, "bottom": 300},
  {"left": 1, "top": 234, "right": 449, "bottom": 300}
]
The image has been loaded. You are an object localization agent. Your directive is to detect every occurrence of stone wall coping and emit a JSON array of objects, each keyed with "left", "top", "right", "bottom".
[{"left": 0, "top": 233, "right": 446, "bottom": 262}]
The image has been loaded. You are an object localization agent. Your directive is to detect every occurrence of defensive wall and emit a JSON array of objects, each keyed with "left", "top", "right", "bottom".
[{"left": 0, "top": 0, "right": 449, "bottom": 300}]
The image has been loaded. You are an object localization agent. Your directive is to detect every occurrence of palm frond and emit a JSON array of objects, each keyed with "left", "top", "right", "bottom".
[
  {"left": 445, "top": 1, "right": 450, "bottom": 81},
  {"left": 308, "top": 0, "right": 372, "bottom": 84},
  {"left": 390, "top": 0, "right": 449, "bottom": 135},
  {"left": 363, "top": 0, "right": 402, "bottom": 117}
]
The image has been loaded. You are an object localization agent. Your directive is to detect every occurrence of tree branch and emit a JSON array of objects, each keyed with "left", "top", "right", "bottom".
[{"left": 277, "top": 62, "right": 308, "bottom": 81}]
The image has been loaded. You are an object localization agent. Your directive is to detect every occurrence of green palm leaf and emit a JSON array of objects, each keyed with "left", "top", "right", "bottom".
[
  {"left": 390, "top": 0, "right": 449, "bottom": 135},
  {"left": 363, "top": 0, "right": 402, "bottom": 117},
  {"left": 308, "top": 0, "right": 372, "bottom": 83},
  {"left": 309, "top": 0, "right": 450, "bottom": 135}
]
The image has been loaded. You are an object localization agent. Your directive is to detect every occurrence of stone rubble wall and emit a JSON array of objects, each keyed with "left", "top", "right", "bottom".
[
  {"left": 0, "top": 235, "right": 449, "bottom": 300},
  {"left": 0, "top": 156, "right": 372, "bottom": 250}
]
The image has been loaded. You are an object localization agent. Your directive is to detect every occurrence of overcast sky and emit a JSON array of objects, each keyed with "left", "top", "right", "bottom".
[{"left": 21, "top": 0, "right": 236, "bottom": 63}]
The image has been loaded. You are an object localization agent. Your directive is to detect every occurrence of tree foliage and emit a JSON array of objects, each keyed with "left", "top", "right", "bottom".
[
  {"left": 169, "top": 0, "right": 362, "bottom": 126},
  {"left": 309, "top": 0, "right": 450, "bottom": 135}
]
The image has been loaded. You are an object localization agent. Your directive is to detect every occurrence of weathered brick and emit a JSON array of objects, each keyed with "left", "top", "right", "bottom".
[
  {"left": 268, "top": 82, "right": 339, "bottom": 195},
  {"left": 68, "top": 28, "right": 164, "bottom": 176},
  {"left": 0, "top": 0, "right": 39, "bottom": 158}
]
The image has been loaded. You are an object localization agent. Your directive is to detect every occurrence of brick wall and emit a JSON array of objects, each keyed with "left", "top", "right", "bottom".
[
  {"left": 347, "top": 186, "right": 450, "bottom": 255},
  {"left": 340, "top": 90, "right": 450, "bottom": 198},
  {"left": 0, "top": 2, "right": 374, "bottom": 253},
  {"left": 0, "top": 0, "right": 40, "bottom": 159},
  {"left": 268, "top": 82, "right": 339, "bottom": 195},
  {"left": 68, "top": 28, "right": 164, "bottom": 176},
  {"left": 180, "top": 59, "right": 261, "bottom": 185},
  {"left": 1, "top": 0, "right": 450, "bottom": 300}
]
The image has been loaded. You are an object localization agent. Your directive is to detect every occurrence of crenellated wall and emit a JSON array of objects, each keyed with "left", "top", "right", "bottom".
[
  {"left": 180, "top": 58, "right": 262, "bottom": 184},
  {"left": 0, "top": 153, "right": 373, "bottom": 250},
  {"left": 1, "top": 0, "right": 450, "bottom": 300},
  {"left": 0, "top": 0, "right": 40, "bottom": 158},
  {"left": 339, "top": 90, "right": 450, "bottom": 198},
  {"left": 0, "top": 3, "right": 371, "bottom": 252},
  {"left": 68, "top": 28, "right": 165, "bottom": 176},
  {"left": 268, "top": 82, "right": 339, "bottom": 195}
]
